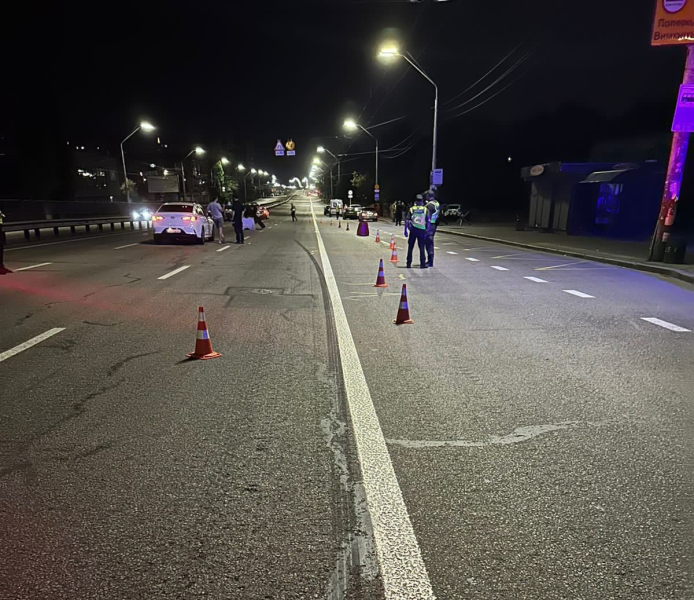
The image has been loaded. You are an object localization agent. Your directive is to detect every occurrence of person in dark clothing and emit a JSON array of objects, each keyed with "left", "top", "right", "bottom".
[
  {"left": 395, "top": 202, "right": 404, "bottom": 227},
  {"left": 231, "top": 196, "right": 245, "bottom": 244},
  {"left": 291, "top": 203, "right": 297, "bottom": 221}
]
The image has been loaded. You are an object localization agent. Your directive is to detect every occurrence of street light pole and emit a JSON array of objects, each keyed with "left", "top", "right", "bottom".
[
  {"left": 179, "top": 147, "right": 205, "bottom": 201},
  {"left": 120, "top": 127, "right": 140, "bottom": 204}
]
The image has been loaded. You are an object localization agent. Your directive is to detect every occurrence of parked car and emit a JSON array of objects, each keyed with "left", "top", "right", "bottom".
[
  {"left": 152, "top": 202, "right": 214, "bottom": 244},
  {"left": 359, "top": 207, "right": 379, "bottom": 222},
  {"left": 344, "top": 204, "right": 363, "bottom": 219},
  {"left": 444, "top": 204, "right": 462, "bottom": 218},
  {"left": 324, "top": 199, "right": 343, "bottom": 216}
]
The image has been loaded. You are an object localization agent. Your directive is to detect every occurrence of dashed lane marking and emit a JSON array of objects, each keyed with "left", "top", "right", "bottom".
[
  {"left": 157, "top": 265, "right": 191, "bottom": 280},
  {"left": 536, "top": 261, "right": 586, "bottom": 271},
  {"left": 465, "top": 257, "right": 480, "bottom": 262},
  {"left": 0, "top": 328, "right": 66, "bottom": 363},
  {"left": 310, "top": 202, "right": 435, "bottom": 599},
  {"left": 4, "top": 230, "right": 146, "bottom": 252},
  {"left": 524, "top": 276, "right": 548, "bottom": 283},
  {"left": 563, "top": 289, "right": 595, "bottom": 299},
  {"left": 490, "top": 266, "right": 509, "bottom": 271},
  {"left": 216, "top": 245, "right": 232, "bottom": 252},
  {"left": 114, "top": 243, "right": 139, "bottom": 249},
  {"left": 13, "top": 262, "right": 52, "bottom": 271},
  {"left": 640, "top": 317, "right": 690, "bottom": 332},
  {"left": 446, "top": 251, "right": 458, "bottom": 255}
]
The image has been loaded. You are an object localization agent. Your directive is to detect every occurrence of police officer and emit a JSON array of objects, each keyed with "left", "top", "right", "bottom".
[
  {"left": 424, "top": 189, "right": 440, "bottom": 268},
  {"left": 405, "top": 194, "right": 430, "bottom": 269}
]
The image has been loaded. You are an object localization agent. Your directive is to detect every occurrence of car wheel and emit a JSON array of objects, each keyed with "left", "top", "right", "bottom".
[{"left": 154, "top": 234, "right": 163, "bottom": 245}]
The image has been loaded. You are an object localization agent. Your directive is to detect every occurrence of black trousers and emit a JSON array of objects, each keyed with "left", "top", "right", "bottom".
[
  {"left": 425, "top": 225, "right": 437, "bottom": 266},
  {"left": 407, "top": 229, "right": 427, "bottom": 267},
  {"left": 233, "top": 222, "right": 244, "bottom": 243}
]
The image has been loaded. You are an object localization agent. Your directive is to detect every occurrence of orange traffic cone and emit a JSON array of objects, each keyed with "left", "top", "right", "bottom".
[
  {"left": 338, "top": 219, "right": 342, "bottom": 229},
  {"left": 389, "top": 234, "right": 395, "bottom": 250},
  {"left": 373, "top": 259, "right": 388, "bottom": 288},
  {"left": 393, "top": 284, "right": 414, "bottom": 325},
  {"left": 187, "top": 306, "right": 222, "bottom": 360},
  {"left": 375, "top": 230, "right": 380, "bottom": 243},
  {"left": 389, "top": 245, "right": 398, "bottom": 264},
  {"left": 346, "top": 221, "right": 350, "bottom": 231},
  {"left": 330, "top": 219, "right": 333, "bottom": 226}
]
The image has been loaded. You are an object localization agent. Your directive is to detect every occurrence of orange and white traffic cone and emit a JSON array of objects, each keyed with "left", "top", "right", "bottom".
[
  {"left": 346, "top": 221, "right": 350, "bottom": 231},
  {"left": 389, "top": 245, "right": 398, "bottom": 264},
  {"left": 393, "top": 284, "right": 414, "bottom": 325},
  {"left": 187, "top": 306, "right": 222, "bottom": 360},
  {"left": 330, "top": 219, "right": 333, "bottom": 226},
  {"left": 389, "top": 234, "right": 395, "bottom": 250},
  {"left": 375, "top": 230, "right": 380, "bottom": 243},
  {"left": 373, "top": 259, "right": 388, "bottom": 288}
]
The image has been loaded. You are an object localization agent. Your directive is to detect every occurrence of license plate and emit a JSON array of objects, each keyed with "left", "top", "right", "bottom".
[{"left": 166, "top": 227, "right": 181, "bottom": 234}]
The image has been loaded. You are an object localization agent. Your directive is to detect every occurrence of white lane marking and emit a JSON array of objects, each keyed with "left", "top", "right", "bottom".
[
  {"left": 563, "top": 289, "right": 595, "bottom": 299},
  {"left": 13, "top": 262, "right": 52, "bottom": 271},
  {"left": 465, "top": 257, "right": 480, "bottom": 262},
  {"left": 114, "top": 243, "right": 138, "bottom": 249},
  {"left": 216, "top": 245, "right": 231, "bottom": 252},
  {"left": 434, "top": 246, "right": 440, "bottom": 250},
  {"left": 524, "top": 276, "right": 548, "bottom": 283},
  {"left": 536, "top": 261, "right": 586, "bottom": 271},
  {"left": 310, "top": 202, "right": 435, "bottom": 599},
  {"left": 157, "top": 265, "right": 191, "bottom": 280},
  {"left": 0, "top": 328, "right": 66, "bottom": 363},
  {"left": 446, "top": 251, "right": 458, "bottom": 255},
  {"left": 490, "top": 266, "right": 509, "bottom": 271},
  {"left": 640, "top": 317, "right": 690, "bottom": 332}
]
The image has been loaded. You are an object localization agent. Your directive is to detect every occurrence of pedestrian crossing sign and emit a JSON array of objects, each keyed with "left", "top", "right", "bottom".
[{"left": 274, "top": 140, "right": 285, "bottom": 156}]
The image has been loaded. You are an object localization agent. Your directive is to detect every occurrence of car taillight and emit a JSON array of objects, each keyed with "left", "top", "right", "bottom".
[
  {"left": 182, "top": 216, "right": 198, "bottom": 222},
  {"left": 152, "top": 215, "right": 164, "bottom": 221}
]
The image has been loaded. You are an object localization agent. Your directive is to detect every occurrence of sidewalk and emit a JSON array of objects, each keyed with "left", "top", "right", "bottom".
[{"left": 437, "top": 222, "right": 694, "bottom": 285}]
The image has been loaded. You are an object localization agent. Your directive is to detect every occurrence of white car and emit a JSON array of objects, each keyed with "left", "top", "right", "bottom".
[{"left": 151, "top": 202, "right": 215, "bottom": 244}]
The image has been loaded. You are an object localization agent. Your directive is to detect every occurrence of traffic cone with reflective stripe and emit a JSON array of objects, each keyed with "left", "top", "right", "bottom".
[
  {"left": 393, "top": 284, "right": 413, "bottom": 325},
  {"left": 375, "top": 230, "right": 380, "bottom": 243},
  {"left": 389, "top": 245, "right": 398, "bottom": 264},
  {"left": 187, "top": 306, "right": 222, "bottom": 360},
  {"left": 373, "top": 259, "right": 388, "bottom": 288},
  {"left": 389, "top": 234, "right": 395, "bottom": 250}
]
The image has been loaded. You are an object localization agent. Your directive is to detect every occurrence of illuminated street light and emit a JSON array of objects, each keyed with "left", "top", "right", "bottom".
[
  {"left": 343, "top": 118, "right": 378, "bottom": 190},
  {"left": 120, "top": 120, "right": 156, "bottom": 202},
  {"left": 180, "top": 146, "right": 205, "bottom": 200},
  {"left": 317, "top": 145, "right": 342, "bottom": 189},
  {"left": 221, "top": 157, "right": 230, "bottom": 165},
  {"left": 378, "top": 43, "right": 439, "bottom": 187}
]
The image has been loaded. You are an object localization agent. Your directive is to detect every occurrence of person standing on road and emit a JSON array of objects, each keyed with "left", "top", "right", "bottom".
[
  {"left": 424, "top": 190, "right": 440, "bottom": 268},
  {"left": 395, "top": 202, "right": 404, "bottom": 227},
  {"left": 291, "top": 203, "right": 297, "bottom": 221},
  {"left": 231, "top": 195, "right": 245, "bottom": 244},
  {"left": 405, "top": 194, "right": 430, "bottom": 269},
  {"left": 207, "top": 196, "right": 225, "bottom": 244}
]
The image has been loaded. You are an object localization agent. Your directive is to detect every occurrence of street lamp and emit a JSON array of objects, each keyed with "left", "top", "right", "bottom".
[
  {"left": 343, "top": 118, "right": 378, "bottom": 196},
  {"left": 318, "top": 145, "right": 341, "bottom": 186},
  {"left": 242, "top": 168, "right": 257, "bottom": 201},
  {"left": 378, "top": 44, "right": 439, "bottom": 187},
  {"left": 179, "top": 146, "right": 205, "bottom": 201},
  {"left": 120, "top": 121, "right": 155, "bottom": 203}
]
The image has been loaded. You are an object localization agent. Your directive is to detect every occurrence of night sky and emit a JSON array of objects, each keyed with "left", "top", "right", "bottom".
[{"left": 5, "top": 0, "right": 688, "bottom": 207}]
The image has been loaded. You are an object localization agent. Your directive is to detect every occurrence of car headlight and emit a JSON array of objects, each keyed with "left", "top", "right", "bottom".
[
  {"left": 141, "top": 209, "right": 151, "bottom": 220},
  {"left": 132, "top": 211, "right": 140, "bottom": 219}
]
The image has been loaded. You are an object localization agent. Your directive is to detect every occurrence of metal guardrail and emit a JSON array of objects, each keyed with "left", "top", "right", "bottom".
[{"left": 0, "top": 196, "right": 293, "bottom": 244}]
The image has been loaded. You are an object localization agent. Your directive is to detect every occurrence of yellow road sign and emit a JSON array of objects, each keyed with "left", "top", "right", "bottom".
[{"left": 652, "top": 0, "right": 694, "bottom": 46}]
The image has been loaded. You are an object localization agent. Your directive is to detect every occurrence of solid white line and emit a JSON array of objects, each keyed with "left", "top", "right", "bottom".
[
  {"left": 524, "top": 276, "right": 548, "bottom": 283},
  {"left": 157, "top": 265, "right": 191, "bottom": 280},
  {"left": 13, "top": 262, "right": 52, "bottom": 271},
  {"left": 4, "top": 230, "right": 140, "bottom": 252},
  {"left": 563, "top": 289, "right": 595, "bottom": 298},
  {"left": 0, "top": 328, "right": 66, "bottom": 363},
  {"left": 114, "top": 243, "right": 138, "bottom": 249},
  {"left": 640, "top": 317, "right": 690, "bottom": 332},
  {"left": 216, "top": 245, "right": 231, "bottom": 252},
  {"left": 310, "top": 202, "right": 435, "bottom": 599},
  {"left": 446, "top": 251, "right": 458, "bottom": 255},
  {"left": 490, "top": 266, "right": 509, "bottom": 271},
  {"left": 465, "top": 257, "right": 480, "bottom": 262}
]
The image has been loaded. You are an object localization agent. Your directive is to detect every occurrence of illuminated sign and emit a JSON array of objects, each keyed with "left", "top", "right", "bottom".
[{"left": 652, "top": 0, "right": 694, "bottom": 45}]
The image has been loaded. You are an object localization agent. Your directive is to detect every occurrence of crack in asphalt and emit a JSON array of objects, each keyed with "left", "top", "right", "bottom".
[{"left": 106, "top": 351, "right": 159, "bottom": 377}]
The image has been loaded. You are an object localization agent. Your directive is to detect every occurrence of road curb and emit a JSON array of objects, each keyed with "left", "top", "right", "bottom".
[{"left": 437, "top": 228, "right": 694, "bottom": 285}]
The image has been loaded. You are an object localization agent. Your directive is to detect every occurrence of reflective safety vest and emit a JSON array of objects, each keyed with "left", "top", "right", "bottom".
[
  {"left": 409, "top": 205, "right": 427, "bottom": 230},
  {"left": 427, "top": 200, "right": 440, "bottom": 225}
]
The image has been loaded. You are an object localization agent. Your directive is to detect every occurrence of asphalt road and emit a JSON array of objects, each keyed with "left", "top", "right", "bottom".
[{"left": 0, "top": 195, "right": 692, "bottom": 599}]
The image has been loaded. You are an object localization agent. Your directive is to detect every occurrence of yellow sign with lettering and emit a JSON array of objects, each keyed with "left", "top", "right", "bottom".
[{"left": 652, "top": 0, "right": 694, "bottom": 46}]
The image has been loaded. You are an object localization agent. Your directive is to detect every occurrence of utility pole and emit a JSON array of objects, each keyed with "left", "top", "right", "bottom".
[{"left": 649, "top": 45, "right": 694, "bottom": 261}]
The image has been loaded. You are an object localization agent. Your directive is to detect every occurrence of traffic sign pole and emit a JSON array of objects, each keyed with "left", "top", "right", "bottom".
[{"left": 649, "top": 45, "right": 694, "bottom": 261}]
